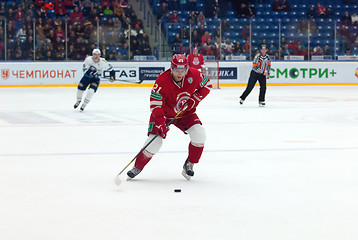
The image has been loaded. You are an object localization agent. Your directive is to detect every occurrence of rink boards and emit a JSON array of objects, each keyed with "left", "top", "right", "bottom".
[{"left": 0, "top": 61, "right": 357, "bottom": 87}]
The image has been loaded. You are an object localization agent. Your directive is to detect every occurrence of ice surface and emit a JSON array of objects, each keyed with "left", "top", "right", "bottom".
[{"left": 0, "top": 86, "right": 358, "bottom": 240}]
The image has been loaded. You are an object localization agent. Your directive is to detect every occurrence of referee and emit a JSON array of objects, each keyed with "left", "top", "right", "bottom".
[{"left": 239, "top": 44, "right": 271, "bottom": 107}]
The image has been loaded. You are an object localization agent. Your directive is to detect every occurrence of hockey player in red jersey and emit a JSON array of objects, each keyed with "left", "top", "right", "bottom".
[
  {"left": 127, "top": 54, "right": 212, "bottom": 180},
  {"left": 187, "top": 47, "right": 207, "bottom": 73}
]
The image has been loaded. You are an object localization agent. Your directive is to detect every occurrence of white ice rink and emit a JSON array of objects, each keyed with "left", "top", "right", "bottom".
[{"left": 0, "top": 85, "right": 358, "bottom": 240}]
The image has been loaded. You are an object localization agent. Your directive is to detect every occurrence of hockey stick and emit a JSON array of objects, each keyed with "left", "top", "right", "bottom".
[
  {"left": 114, "top": 107, "right": 186, "bottom": 185},
  {"left": 101, "top": 77, "right": 144, "bottom": 84}
]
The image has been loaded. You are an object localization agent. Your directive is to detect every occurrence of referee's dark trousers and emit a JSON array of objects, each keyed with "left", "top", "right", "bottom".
[{"left": 240, "top": 70, "right": 267, "bottom": 102}]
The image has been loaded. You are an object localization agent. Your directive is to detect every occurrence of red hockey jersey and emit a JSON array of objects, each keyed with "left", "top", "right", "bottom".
[
  {"left": 150, "top": 68, "right": 211, "bottom": 118},
  {"left": 187, "top": 53, "right": 205, "bottom": 70}
]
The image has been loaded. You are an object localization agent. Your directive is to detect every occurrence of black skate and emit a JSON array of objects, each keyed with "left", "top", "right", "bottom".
[
  {"left": 182, "top": 158, "right": 194, "bottom": 180},
  {"left": 80, "top": 104, "right": 86, "bottom": 111},
  {"left": 239, "top": 98, "right": 244, "bottom": 105},
  {"left": 127, "top": 166, "right": 142, "bottom": 180},
  {"left": 259, "top": 101, "right": 266, "bottom": 107},
  {"left": 74, "top": 100, "right": 81, "bottom": 109}
]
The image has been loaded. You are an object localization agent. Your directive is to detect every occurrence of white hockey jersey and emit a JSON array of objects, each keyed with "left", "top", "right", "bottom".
[{"left": 82, "top": 56, "right": 113, "bottom": 78}]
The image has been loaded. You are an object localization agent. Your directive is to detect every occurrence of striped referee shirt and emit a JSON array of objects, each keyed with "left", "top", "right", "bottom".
[{"left": 252, "top": 53, "right": 271, "bottom": 75}]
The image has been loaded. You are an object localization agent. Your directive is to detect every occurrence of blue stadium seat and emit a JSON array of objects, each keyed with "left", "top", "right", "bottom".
[
  {"left": 224, "top": 32, "right": 232, "bottom": 38},
  {"left": 234, "top": 24, "right": 243, "bottom": 30},
  {"left": 179, "top": 17, "right": 186, "bottom": 23},
  {"left": 47, "top": 9, "right": 56, "bottom": 18},
  {"left": 252, "top": 24, "right": 261, "bottom": 30},
  {"left": 322, "top": 40, "right": 331, "bottom": 45},
  {"left": 269, "top": 25, "right": 278, "bottom": 31},
  {"left": 258, "top": 32, "right": 267, "bottom": 38},
  {"left": 172, "top": 24, "right": 182, "bottom": 31},
  {"left": 256, "top": 18, "right": 266, "bottom": 23},
  {"left": 238, "top": 18, "right": 249, "bottom": 23},
  {"left": 182, "top": 39, "right": 189, "bottom": 46},
  {"left": 206, "top": 18, "right": 213, "bottom": 24},
  {"left": 209, "top": 24, "right": 217, "bottom": 31},
  {"left": 226, "top": 11, "right": 236, "bottom": 18},
  {"left": 152, "top": 3, "right": 160, "bottom": 14},
  {"left": 212, "top": 18, "right": 220, "bottom": 24},
  {"left": 231, "top": 32, "right": 240, "bottom": 39},
  {"left": 229, "top": 18, "right": 239, "bottom": 24},
  {"left": 168, "top": 32, "right": 177, "bottom": 43},
  {"left": 268, "top": 32, "right": 278, "bottom": 38},
  {"left": 197, "top": 3, "right": 205, "bottom": 11}
]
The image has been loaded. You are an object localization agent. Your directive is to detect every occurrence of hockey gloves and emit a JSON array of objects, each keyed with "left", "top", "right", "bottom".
[
  {"left": 155, "top": 116, "right": 168, "bottom": 138},
  {"left": 183, "top": 92, "right": 201, "bottom": 113},
  {"left": 109, "top": 70, "right": 115, "bottom": 82},
  {"left": 152, "top": 108, "right": 168, "bottom": 138}
]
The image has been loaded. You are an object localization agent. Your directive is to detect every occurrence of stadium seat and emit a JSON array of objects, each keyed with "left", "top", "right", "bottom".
[
  {"left": 224, "top": 32, "right": 231, "bottom": 38},
  {"left": 226, "top": 11, "right": 235, "bottom": 18},
  {"left": 182, "top": 39, "right": 189, "bottom": 46},
  {"left": 168, "top": 32, "right": 177, "bottom": 43},
  {"left": 231, "top": 32, "right": 240, "bottom": 39},
  {"left": 209, "top": 24, "right": 217, "bottom": 31},
  {"left": 206, "top": 18, "right": 213, "bottom": 24}
]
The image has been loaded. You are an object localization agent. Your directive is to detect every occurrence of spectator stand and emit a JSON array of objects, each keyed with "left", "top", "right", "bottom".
[
  {"left": 148, "top": 0, "right": 358, "bottom": 60},
  {"left": 0, "top": 0, "right": 153, "bottom": 61}
]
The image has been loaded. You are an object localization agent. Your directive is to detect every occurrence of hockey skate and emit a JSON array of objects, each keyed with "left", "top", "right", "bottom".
[
  {"left": 80, "top": 104, "right": 86, "bottom": 111},
  {"left": 239, "top": 98, "right": 244, "bottom": 105},
  {"left": 74, "top": 100, "right": 81, "bottom": 109},
  {"left": 127, "top": 166, "right": 142, "bottom": 180},
  {"left": 182, "top": 158, "right": 194, "bottom": 180},
  {"left": 259, "top": 101, "right": 266, "bottom": 107}
]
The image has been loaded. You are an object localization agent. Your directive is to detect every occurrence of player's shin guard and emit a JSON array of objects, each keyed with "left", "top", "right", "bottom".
[
  {"left": 81, "top": 88, "right": 95, "bottom": 111},
  {"left": 187, "top": 124, "right": 206, "bottom": 164},
  {"left": 134, "top": 150, "right": 154, "bottom": 170},
  {"left": 188, "top": 142, "right": 204, "bottom": 164},
  {"left": 182, "top": 143, "right": 204, "bottom": 180},
  {"left": 127, "top": 150, "right": 154, "bottom": 179},
  {"left": 77, "top": 89, "right": 84, "bottom": 100},
  {"left": 74, "top": 90, "right": 85, "bottom": 108}
]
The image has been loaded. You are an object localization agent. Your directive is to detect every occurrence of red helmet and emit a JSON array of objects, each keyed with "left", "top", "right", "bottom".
[{"left": 171, "top": 54, "right": 188, "bottom": 70}]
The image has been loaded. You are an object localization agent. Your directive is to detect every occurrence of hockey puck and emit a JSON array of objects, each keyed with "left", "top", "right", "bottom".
[{"left": 174, "top": 189, "right": 181, "bottom": 193}]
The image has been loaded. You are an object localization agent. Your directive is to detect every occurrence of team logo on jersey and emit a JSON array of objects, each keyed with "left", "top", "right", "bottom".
[
  {"left": 1, "top": 69, "right": 10, "bottom": 80},
  {"left": 187, "top": 77, "right": 193, "bottom": 84},
  {"left": 175, "top": 92, "right": 190, "bottom": 113},
  {"left": 193, "top": 57, "right": 200, "bottom": 65}
]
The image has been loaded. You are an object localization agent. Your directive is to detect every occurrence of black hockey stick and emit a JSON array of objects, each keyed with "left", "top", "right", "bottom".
[
  {"left": 114, "top": 107, "right": 186, "bottom": 185},
  {"left": 101, "top": 77, "right": 144, "bottom": 84}
]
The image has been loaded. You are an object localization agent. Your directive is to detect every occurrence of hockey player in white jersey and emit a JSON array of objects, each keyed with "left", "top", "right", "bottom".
[{"left": 74, "top": 49, "right": 116, "bottom": 111}]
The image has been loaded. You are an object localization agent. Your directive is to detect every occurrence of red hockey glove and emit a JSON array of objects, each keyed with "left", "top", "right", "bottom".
[
  {"left": 154, "top": 116, "right": 168, "bottom": 138},
  {"left": 182, "top": 98, "right": 196, "bottom": 113},
  {"left": 182, "top": 93, "right": 201, "bottom": 113},
  {"left": 151, "top": 108, "right": 168, "bottom": 138}
]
